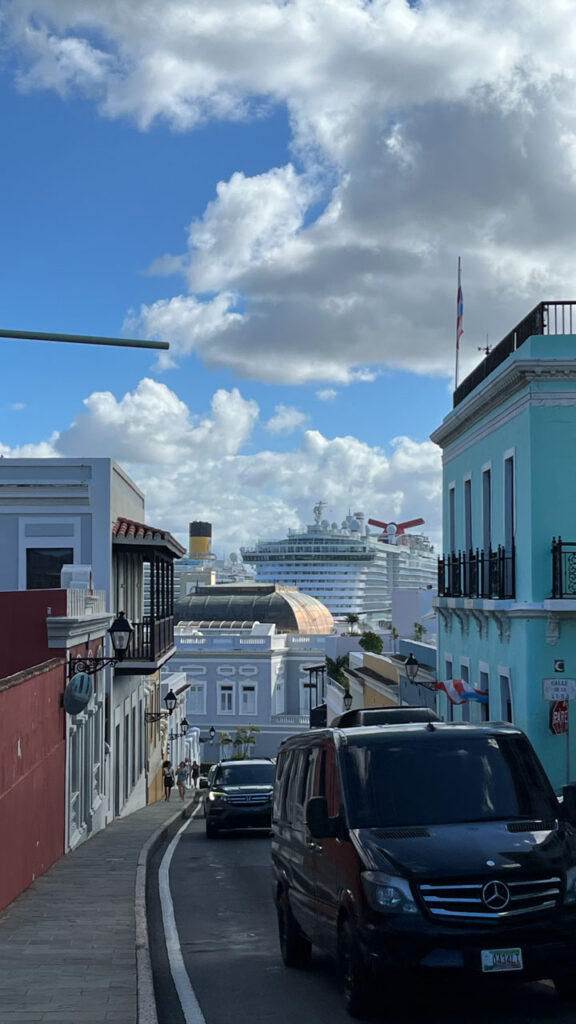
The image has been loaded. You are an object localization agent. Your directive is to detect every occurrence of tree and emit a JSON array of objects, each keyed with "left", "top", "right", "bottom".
[
  {"left": 326, "top": 654, "right": 350, "bottom": 687},
  {"left": 233, "top": 724, "right": 261, "bottom": 758},
  {"left": 346, "top": 613, "right": 360, "bottom": 633},
  {"left": 218, "top": 725, "right": 261, "bottom": 759},
  {"left": 358, "top": 631, "right": 383, "bottom": 655},
  {"left": 391, "top": 626, "right": 399, "bottom": 653},
  {"left": 413, "top": 622, "right": 427, "bottom": 641}
]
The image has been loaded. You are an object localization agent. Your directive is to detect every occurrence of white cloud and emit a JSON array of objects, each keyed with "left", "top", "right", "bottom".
[
  {"left": 316, "top": 389, "right": 338, "bottom": 401},
  {"left": 0, "top": 379, "right": 443, "bottom": 551},
  {"left": 56, "top": 379, "right": 259, "bottom": 461},
  {"left": 8, "top": 1, "right": 576, "bottom": 384},
  {"left": 265, "top": 404, "right": 309, "bottom": 435}
]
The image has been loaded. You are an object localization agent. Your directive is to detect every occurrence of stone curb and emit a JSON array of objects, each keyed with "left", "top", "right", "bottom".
[{"left": 135, "top": 797, "right": 198, "bottom": 1024}]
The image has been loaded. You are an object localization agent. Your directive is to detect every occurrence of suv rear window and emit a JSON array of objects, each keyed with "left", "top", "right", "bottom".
[
  {"left": 216, "top": 763, "right": 276, "bottom": 786},
  {"left": 341, "top": 734, "right": 558, "bottom": 828}
]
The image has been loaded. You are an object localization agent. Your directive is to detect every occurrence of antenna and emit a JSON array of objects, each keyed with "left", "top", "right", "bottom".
[{"left": 478, "top": 334, "right": 491, "bottom": 357}]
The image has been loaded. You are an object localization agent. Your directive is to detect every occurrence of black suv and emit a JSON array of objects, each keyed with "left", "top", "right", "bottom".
[{"left": 205, "top": 758, "right": 276, "bottom": 837}]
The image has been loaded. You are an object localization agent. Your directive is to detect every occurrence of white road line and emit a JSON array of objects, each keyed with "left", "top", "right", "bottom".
[{"left": 159, "top": 803, "right": 206, "bottom": 1024}]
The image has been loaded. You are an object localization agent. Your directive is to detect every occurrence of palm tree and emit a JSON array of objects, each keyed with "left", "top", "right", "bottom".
[
  {"left": 346, "top": 613, "right": 360, "bottom": 633},
  {"left": 326, "top": 655, "right": 350, "bottom": 688}
]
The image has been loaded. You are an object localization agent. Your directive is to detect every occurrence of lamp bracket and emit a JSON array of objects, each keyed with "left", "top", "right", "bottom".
[
  {"left": 69, "top": 656, "right": 117, "bottom": 679},
  {"left": 144, "top": 710, "right": 169, "bottom": 723}
]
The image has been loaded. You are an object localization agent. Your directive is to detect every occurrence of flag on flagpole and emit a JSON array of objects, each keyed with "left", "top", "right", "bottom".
[
  {"left": 455, "top": 257, "right": 463, "bottom": 387},
  {"left": 434, "top": 679, "right": 489, "bottom": 705}
]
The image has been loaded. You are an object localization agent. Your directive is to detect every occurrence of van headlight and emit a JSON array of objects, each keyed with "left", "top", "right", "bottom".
[
  {"left": 361, "top": 872, "right": 419, "bottom": 915},
  {"left": 208, "top": 791, "right": 228, "bottom": 802},
  {"left": 564, "top": 867, "right": 576, "bottom": 904}
]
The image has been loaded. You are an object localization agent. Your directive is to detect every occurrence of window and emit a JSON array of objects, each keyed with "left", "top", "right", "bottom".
[
  {"left": 448, "top": 485, "right": 456, "bottom": 553},
  {"left": 240, "top": 685, "right": 256, "bottom": 715},
  {"left": 460, "top": 663, "right": 471, "bottom": 722},
  {"left": 189, "top": 684, "right": 206, "bottom": 715},
  {"left": 26, "top": 547, "right": 73, "bottom": 589},
  {"left": 504, "top": 455, "right": 515, "bottom": 552},
  {"left": 500, "top": 674, "right": 513, "bottom": 723},
  {"left": 464, "top": 478, "right": 472, "bottom": 552},
  {"left": 218, "top": 684, "right": 234, "bottom": 714},
  {"left": 482, "top": 468, "right": 492, "bottom": 551},
  {"left": 479, "top": 670, "right": 490, "bottom": 722}
]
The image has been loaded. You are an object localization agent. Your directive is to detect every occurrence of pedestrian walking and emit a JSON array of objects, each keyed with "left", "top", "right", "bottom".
[
  {"left": 163, "top": 760, "right": 175, "bottom": 801},
  {"left": 191, "top": 760, "right": 200, "bottom": 789},
  {"left": 176, "top": 761, "right": 188, "bottom": 800}
]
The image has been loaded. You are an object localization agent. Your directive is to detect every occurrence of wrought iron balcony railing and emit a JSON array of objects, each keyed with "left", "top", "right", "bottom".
[
  {"left": 552, "top": 538, "right": 576, "bottom": 598},
  {"left": 126, "top": 614, "right": 175, "bottom": 663},
  {"left": 438, "top": 545, "right": 515, "bottom": 600}
]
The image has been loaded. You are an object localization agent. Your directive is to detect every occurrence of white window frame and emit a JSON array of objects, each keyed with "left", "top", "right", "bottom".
[
  {"left": 188, "top": 682, "right": 207, "bottom": 716},
  {"left": 218, "top": 682, "right": 235, "bottom": 715},
  {"left": 240, "top": 684, "right": 257, "bottom": 716}
]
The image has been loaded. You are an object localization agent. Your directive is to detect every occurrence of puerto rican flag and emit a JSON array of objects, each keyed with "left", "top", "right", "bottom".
[{"left": 434, "top": 680, "right": 489, "bottom": 705}]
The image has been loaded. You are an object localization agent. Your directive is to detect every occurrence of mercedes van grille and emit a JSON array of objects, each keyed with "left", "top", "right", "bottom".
[
  {"left": 373, "top": 828, "right": 431, "bottom": 839},
  {"left": 506, "top": 821, "right": 556, "bottom": 833},
  {"left": 226, "top": 793, "right": 270, "bottom": 805},
  {"left": 419, "top": 876, "right": 562, "bottom": 920}
]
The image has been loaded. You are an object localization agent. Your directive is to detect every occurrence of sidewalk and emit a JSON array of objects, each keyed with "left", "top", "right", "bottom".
[{"left": 0, "top": 791, "right": 200, "bottom": 1024}]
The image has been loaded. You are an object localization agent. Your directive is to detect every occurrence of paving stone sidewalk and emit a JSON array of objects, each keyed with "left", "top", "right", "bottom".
[{"left": 0, "top": 792, "right": 199, "bottom": 1024}]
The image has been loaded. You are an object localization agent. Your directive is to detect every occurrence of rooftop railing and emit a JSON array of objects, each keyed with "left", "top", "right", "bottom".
[{"left": 454, "top": 301, "right": 576, "bottom": 407}]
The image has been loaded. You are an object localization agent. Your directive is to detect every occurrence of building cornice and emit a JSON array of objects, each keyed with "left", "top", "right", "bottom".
[
  {"left": 46, "top": 613, "right": 113, "bottom": 650},
  {"left": 431, "top": 359, "right": 576, "bottom": 449}
]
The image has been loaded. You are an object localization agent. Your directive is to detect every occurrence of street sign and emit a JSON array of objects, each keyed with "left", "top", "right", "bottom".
[
  {"left": 63, "top": 672, "right": 92, "bottom": 716},
  {"left": 550, "top": 700, "right": 569, "bottom": 735},
  {"left": 543, "top": 678, "right": 576, "bottom": 702}
]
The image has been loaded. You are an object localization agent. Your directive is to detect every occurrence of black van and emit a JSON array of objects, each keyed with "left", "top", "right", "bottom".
[{"left": 271, "top": 721, "right": 576, "bottom": 1017}]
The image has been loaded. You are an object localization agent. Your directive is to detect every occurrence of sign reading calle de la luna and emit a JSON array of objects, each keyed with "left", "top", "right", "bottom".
[
  {"left": 543, "top": 678, "right": 576, "bottom": 702},
  {"left": 550, "top": 700, "right": 569, "bottom": 736}
]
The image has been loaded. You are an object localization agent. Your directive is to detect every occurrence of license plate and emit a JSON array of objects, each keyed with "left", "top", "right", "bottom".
[{"left": 481, "top": 947, "right": 523, "bottom": 973}]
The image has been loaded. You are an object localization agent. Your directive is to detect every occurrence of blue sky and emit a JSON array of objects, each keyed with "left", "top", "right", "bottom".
[{"left": 1, "top": 1, "right": 573, "bottom": 553}]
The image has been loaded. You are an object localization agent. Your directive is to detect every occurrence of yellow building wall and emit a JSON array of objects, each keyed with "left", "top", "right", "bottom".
[{"left": 363, "top": 684, "right": 399, "bottom": 708}]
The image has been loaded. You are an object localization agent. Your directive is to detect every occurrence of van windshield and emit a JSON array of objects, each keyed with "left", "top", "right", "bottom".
[
  {"left": 341, "top": 734, "right": 559, "bottom": 828},
  {"left": 216, "top": 764, "right": 275, "bottom": 786}
]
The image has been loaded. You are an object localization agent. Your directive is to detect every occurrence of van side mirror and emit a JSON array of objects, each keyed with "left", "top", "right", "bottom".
[
  {"left": 306, "top": 797, "right": 331, "bottom": 838},
  {"left": 306, "top": 797, "right": 346, "bottom": 839},
  {"left": 561, "top": 783, "right": 576, "bottom": 822}
]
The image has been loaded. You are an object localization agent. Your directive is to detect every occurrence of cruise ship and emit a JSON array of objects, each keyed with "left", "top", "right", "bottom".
[{"left": 240, "top": 504, "right": 437, "bottom": 625}]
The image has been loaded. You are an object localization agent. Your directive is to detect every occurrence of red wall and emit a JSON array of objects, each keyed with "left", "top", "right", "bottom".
[
  {"left": 0, "top": 659, "right": 66, "bottom": 912},
  {"left": 0, "top": 589, "right": 67, "bottom": 678},
  {"left": 0, "top": 589, "right": 106, "bottom": 912}
]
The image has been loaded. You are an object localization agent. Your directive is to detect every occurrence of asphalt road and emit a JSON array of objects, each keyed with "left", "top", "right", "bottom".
[{"left": 148, "top": 814, "right": 576, "bottom": 1024}]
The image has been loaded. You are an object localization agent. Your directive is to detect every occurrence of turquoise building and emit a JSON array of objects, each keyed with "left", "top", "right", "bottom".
[{"left": 431, "top": 302, "right": 576, "bottom": 790}]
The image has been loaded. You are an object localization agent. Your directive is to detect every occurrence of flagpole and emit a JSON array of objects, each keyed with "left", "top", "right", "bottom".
[{"left": 455, "top": 257, "right": 462, "bottom": 388}]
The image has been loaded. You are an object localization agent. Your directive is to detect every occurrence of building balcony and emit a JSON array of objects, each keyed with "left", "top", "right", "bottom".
[
  {"left": 116, "top": 614, "right": 176, "bottom": 674},
  {"left": 552, "top": 538, "right": 576, "bottom": 598},
  {"left": 437, "top": 545, "right": 515, "bottom": 600}
]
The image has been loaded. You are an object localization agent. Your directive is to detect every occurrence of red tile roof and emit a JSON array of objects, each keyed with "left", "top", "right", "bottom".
[{"left": 112, "top": 517, "right": 186, "bottom": 556}]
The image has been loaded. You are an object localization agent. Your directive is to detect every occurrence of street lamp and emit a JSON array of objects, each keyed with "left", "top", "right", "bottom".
[
  {"left": 68, "top": 611, "right": 133, "bottom": 677},
  {"left": 404, "top": 653, "right": 419, "bottom": 684},
  {"left": 209, "top": 726, "right": 216, "bottom": 743},
  {"left": 181, "top": 718, "right": 189, "bottom": 735},
  {"left": 343, "top": 690, "right": 353, "bottom": 711},
  {"left": 144, "top": 688, "right": 178, "bottom": 723}
]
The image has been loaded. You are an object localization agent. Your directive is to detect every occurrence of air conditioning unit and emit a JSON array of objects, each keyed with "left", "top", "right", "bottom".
[{"left": 60, "top": 564, "right": 94, "bottom": 591}]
